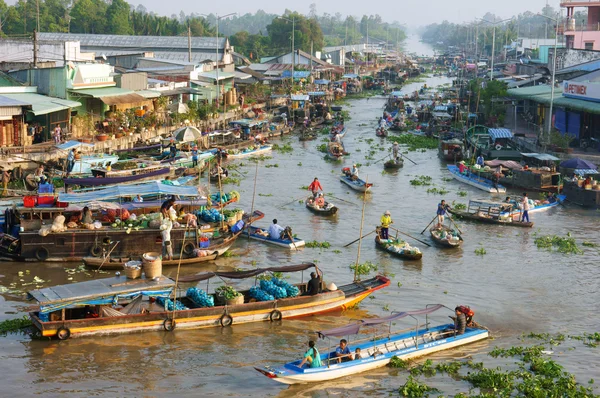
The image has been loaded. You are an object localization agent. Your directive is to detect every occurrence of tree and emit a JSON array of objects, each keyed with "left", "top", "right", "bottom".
[
  {"left": 266, "top": 12, "right": 324, "bottom": 54},
  {"left": 70, "top": 0, "right": 107, "bottom": 34},
  {"left": 106, "top": 0, "right": 132, "bottom": 35}
]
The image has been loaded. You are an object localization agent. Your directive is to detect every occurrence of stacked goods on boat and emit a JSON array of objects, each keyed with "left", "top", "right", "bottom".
[
  {"left": 208, "top": 190, "right": 240, "bottom": 207},
  {"left": 380, "top": 238, "right": 421, "bottom": 256}
]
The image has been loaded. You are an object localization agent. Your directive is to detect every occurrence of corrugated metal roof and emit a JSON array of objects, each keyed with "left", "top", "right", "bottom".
[
  {"left": 507, "top": 85, "right": 552, "bottom": 98},
  {"left": 38, "top": 32, "right": 226, "bottom": 50},
  {"left": 136, "top": 90, "right": 161, "bottom": 99},
  {"left": 0, "top": 95, "right": 31, "bottom": 107},
  {"left": 488, "top": 128, "right": 513, "bottom": 140},
  {"left": 197, "top": 71, "right": 234, "bottom": 81},
  {"left": 0, "top": 93, "right": 80, "bottom": 115},
  {"left": 70, "top": 87, "right": 134, "bottom": 97}
]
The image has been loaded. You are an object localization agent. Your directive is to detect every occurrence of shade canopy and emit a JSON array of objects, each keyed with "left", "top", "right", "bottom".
[
  {"left": 173, "top": 126, "right": 202, "bottom": 142},
  {"left": 488, "top": 128, "right": 513, "bottom": 141},
  {"left": 560, "top": 158, "right": 597, "bottom": 170},
  {"left": 317, "top": 304, "right": 445, "bottom": 338},
  {"left": 177, "top": 263, "right": 316, "bottom": 283}
]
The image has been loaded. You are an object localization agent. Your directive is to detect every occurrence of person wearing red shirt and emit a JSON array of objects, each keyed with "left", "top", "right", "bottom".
[{"left": 308, "top": 177, "right": 323, "bottom": 198}]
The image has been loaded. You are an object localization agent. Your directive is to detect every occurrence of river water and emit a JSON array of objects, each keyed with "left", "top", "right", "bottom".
[{"left": 0, "top": 37, "right": 599, "bottom": 397}]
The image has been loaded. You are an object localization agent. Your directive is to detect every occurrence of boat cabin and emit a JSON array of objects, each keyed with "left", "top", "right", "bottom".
[{"left": 465, "top": 199, "right": 513, "bottom": 220}]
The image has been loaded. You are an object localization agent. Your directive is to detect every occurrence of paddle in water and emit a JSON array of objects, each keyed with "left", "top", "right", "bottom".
[
  {"left": 420, "top": 215, "right": 438, "bottom": 234},
  {"left": 344, "top": 230, "right": 376, "bottom": 247},
  {"left": 390, "top": 227, "right": 431, "bottom": 247}
]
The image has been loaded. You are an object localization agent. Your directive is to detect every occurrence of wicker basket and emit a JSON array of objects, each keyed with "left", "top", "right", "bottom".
[
  {"left": 124, "top": 267, "right": 142, "bottom": 279},
  {"left": 142, "top": 252, "right": 162, "bottom": 278},
  {"left": 226, "top": 295, "right": 244, "bottom": 305},
  {"left": 227, "top": 217, "right": 237, "bottom": 227}
]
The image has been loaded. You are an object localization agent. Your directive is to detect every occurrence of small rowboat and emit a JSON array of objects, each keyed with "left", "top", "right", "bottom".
[
  {"left": 227, "top": 144, "right": 273, "bottom": 159},
  {"left": 505, "top": 194, "right": 565, "bottom": 218},
  {"left": 447, "top": 165, "right": 506, "bottom": 193},
  {"left": 241, "top": 225, "right": 305, "bottom": 249},
  {"left": 329, "top": 126, "right": 347, "bottom": 141},
  {"left": 383, "top": 158, "right": 404, "bottom": 169},
  {"left": 305, "top": 196, "right": 338, "bottom": 216},
  {"left": 375, "top": 235, "right": 422, "bottom": 260},
  {"left": 83, "top": 253, "right": 219, "bottom": 270},
  {"left": 429, "top": 226, "right": 463, "bottom": 248},
  {"left": 256, "top": 304, "right": 489, "bottom": 384},
  {"left": 340, "top": 174, "right": 373, "bottom": 192},
  {"left": 375, "top": 128, "right": 388, "bottom": 137},
  {"left": 327, "top": 142, "right": 345, "bottom": 161}
]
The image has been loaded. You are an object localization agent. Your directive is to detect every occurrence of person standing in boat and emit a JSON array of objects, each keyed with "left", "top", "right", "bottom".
[
  {"left": 66, "top": 149, "right": 76, "bottom": 177},
  {"left": 392, "top": 142, "right": 401, "bottom": 162},
  {"left": 299, "top": 340, "right": 322, "bottom": 368},
  {"left": 191, "top": 145, "right": 199, "bottom": 167},
  {"left": 436, "top": 200, "right": 448, "bottom": 228},
  {"left": 351, "top": 164, "right": 359, "bottom": 180},
  {"left": 520, "top": 193, "right": 531, "bottom": 223},
  {"left": 380, "top": 211, "right": 393, "bottom": 240},
  {"left": 169, "top": 140, "right": 177, "bottom": 159},
  {"left": 308, "top": 177, "right": 323, "bottom": 198},
  {"left": 476, "top": 154, "right": 484, "bottom": 167}
]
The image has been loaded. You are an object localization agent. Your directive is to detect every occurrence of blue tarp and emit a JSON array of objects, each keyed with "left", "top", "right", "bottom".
[
  {"left": 314, "top": 79, "right": 330, "bottom": 85},
  {"left": 57, "top": 181, "right": 205, "bottom": 203},
  {"left": 560, "top": 158, "right": 598, "bottom": 170},
  {"left": 390, "top": 91, "right": 403, "bottom": 97},
  {"left": 488, "top": 128, "right": 513, "bottom": 141},
  {"left": 229, "top": 119, "right": 266, "bottom": 127},
  {"left": 342, "top": 74, "right": 358, "bottom": 78},
  {"left": 521, "top": 153, "right": 561, "bottom": 161},
  {"left": 56, "top": 140, "right": 94, "bottom": 151},
  {"left": 434, "top": 105, "right": 448, "bottom": 112},
  {"left": 291, "top": 94, "right": 309, "bottom": 101},
  {"left": 281, "top": 70, "right": 311, "bottom": 78},
  {"left": 308, "top": 91, "right": 326, "bottom": 96}
]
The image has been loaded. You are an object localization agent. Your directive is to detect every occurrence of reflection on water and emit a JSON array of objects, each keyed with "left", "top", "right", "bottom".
[{"left": 0, "top": 38, "right": 599, "bottom": 396}]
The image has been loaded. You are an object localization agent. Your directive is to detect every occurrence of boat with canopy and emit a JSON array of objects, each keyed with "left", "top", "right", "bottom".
[
  {"left": 255, "top": 304, "right": 489, "bottom": 384},
  {"left": 28, "top": 263, "right": 390, "bottom": 339},
  {"left": 448, "top": 199, "right": 533, "bottom": 227}
]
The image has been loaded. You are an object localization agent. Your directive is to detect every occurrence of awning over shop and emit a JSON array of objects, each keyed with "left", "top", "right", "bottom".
[
  {"left": 0, "top": 93, "right": 80, "bottom": 116},
  {"left": 342, "top": 73, "right": 358, "bottom": 78},
  {"left": 136, "top": 90, "right": 161, "bottom": 99},
  {"left": 314, "top": 79, "right": 330, "bottom": 85},
  {"left": 281, "top": 70, "right": 311, "bottom": 78},
  {"left": 521, "top": 153, "right": 560, "bottom": 162},
  {"left": 160, "top": 87, "right": 204, "bottom": 96},
  {"left": 70, "top": 87, "right": 146, "bottom": 105},
  {"left": 291, "top": 94, "right": 309, "bottom": 101}
]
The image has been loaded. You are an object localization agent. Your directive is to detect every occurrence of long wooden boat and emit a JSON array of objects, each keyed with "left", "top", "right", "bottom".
[
  {"left": 375, "top": 235, "right": 422, "bottom": 260},
  {"left": 27, "top": 264, "right": 391, "bottom": 339},
  {"left": 255, "top": 304, "right": 488, "bottom": 384},
  {"left": 82, "top": 253, "right": 219, "bottom": 270},
  {"left": 65, "top": 166, "right": 171, "bottom": 187},
  {"left": 430, "top": 226, "right": 463, "bottom": 248},
  {"left": 448, "top": 200, "right": 533, "bottom": 228},
  {"left": 375, "top": 128, "right": 388, "bottom": 137},
  {"left": 438, "top": 138, "right": 463, "bottom": 161},
  {"left": 329, "top": 125, "right": 347, "bottom": 141},
  {"left": 241, "top": 225, "right": 305, "bottom": 249},
  {"left": 227, "top": 144, "right": 272, "bottom": 159},
  {"left": 505, "top": 194, "right": 565, "bottom": 218},
  {"left": 383, "top": 158, "right": 403, "bottom": 169},
  {"left": 447, "top": 165, "right": 506, "bottom": 193},
  {"left": 305, "top": 197, "right": 338, "bottom": 216},
  {"left": 327, "top": 142, "right": 344, "bottom": 161},
  {"left": 340, "top": 174, "right": 373, "bottom": 192}
]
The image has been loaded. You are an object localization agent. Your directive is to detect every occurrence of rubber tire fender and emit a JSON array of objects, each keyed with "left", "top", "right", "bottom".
[
  {"left": 90, "top": 245, "right": 102, "bottom": 257},
  {"left": 220, "top": 314, "right": 233, "bottom": 327},
  {"left": 56, "top": 327, "right": 71, "bottom": 340},
  {"left": 495, "top": 144, "right": 503, "bottom": 151},
  {"left": 163, "top": 318, "right": 176, "bottom": 331},
  {"left": 269, "top": 309, "right": 282, "bottom": 322},
  {"left": 35, "top": 247, "right": 50, "bottom": 261},
  {"left": 183, "top": 242, "right": 195, "bottom": 256}
]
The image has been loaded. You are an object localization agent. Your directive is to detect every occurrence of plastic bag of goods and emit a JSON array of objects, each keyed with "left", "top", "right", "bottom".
[
  {"left": 51, "top": 215, "right": 66, "bottom": 233},
  {"left": 272, "top": 277, "right": 299, "bottom": 297},
  {"left": 249, "top": 286, "right": 274, "bottom": 302},
  {"left": 186, "top": 287, "right": 214, "bottom": 307},
  {"left": 93, "top": 221, "right": 102, "bottom": 229},
  {"left": 260, "top": 279, "right": 287, "bottom": 299},
  {"left": 156, "top": 296, "right": 188, "bottom": 311}
]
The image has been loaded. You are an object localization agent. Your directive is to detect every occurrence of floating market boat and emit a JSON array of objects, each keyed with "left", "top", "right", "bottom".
[
  {"left": 299, "top": 128, "right": 318, "bottom": 141},
  {"left": 447, "top": 165, "right": 506, "bottom": 193},
  {"left": 27, "top": 263, "right": 390, "bottom": 339},
  {"left": 327, "top": 142, "right": 345, "bottom": 161},
  {"left": 340, "top": 173, "right": 373, "bottom": 192},
  {"left": 82, "top": 253, "right": 219, "bottom": 270},
  {"left": 383, "top": 158, "right": 404, "bottom": 170},
  {"left": 241, "top": 225, "right": 305, "bottom": 250},
  {"left": 504, "top": 194, "right": 565, "bottom": 218},
  {"left": 65, "top": 163, "right": 172, "bottom": 187},
  {"left": 448, "top": 199, "right": 533, "bottom": 228},
  {"left": 305, "top": 196, "right": 338, "bottom": 216},
  {"left": 329, "top": 125, "right": 347, "bottom": 141},
  {"left": 429, "top": 226, "right": 463, "bottom": 248},
  {"left": 375, "top": 128, "right": 388, "bottom": 137},
  {"left": 255, "top": 304, "right": 488, "bottom": 384},
  {"left": 227, "top": 144, "right": 272, "bottom": 159},
  {"left": 438, "top": 137, "right": 464, "bottom": 161},
  {"left": 375, "top": 235, "right": 422, "bottom": 260}
]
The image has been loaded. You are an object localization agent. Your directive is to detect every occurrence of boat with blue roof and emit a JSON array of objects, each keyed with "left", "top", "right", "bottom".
[{"left": 447, "top": 164, "right": 506, "bottom": 193}]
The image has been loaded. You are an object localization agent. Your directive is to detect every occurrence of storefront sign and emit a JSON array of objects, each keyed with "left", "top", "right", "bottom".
[{"left": 563, "top": 80, "right": 600, "bottom": 102}]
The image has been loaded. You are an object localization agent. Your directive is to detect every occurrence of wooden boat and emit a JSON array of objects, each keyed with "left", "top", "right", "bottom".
[
  {"left": 375, "top": 128, "right": 388, "bottom": 137},
  {"left": 82, "top": 253, "right": 219, "bottom": 270},
  {"left": 27, "top": 263, "right": 390, "bottom": 339},
  {"left": 375, "top": 235, "right": 422, "bottom": 260},
  {"left": 227, "top": 144, "right": 272, "bottom": 159},
  {"left": 329, "top": 125, "right": 347, "bottom": 141},
  {"left": 305, "top": 196, "right": 338, "bottom": 215},
  {"left": 429, "top": 226, "right": 463, "bottom": 248},
  {"left": 448, "top": 199, "right": 533, "bottom": 228},
  {"left": 255, "top": 304, "right": 488, "bottom": 384},
  {"left": 438, "top": 138, "right": 463, "bottom": 161},
  {"left": 505, "top": 194, "right": 565, "bottom": 218},
  {"left": 447, "top": 165, "right": 506, "bottom": 193},
  {"left": 383, "top": 158, "right": 404, "bottom": 169},
  {"left": 327, "top": 142, "right": 345, "bottom": 161},
  {"left": 340, "top": 174, "right": 373, "bottom": 192},
  {"left": 65, "top": 164, "right": 172, "bottom": 187},
  {"left": 209, "top": 169, "right": 228, "bottom": 182},
  {"left": 241, "top": 225, "right": 305, "bottom": 249},
  {"left": 299, "top": 128, "right": 318, "bottom": 141}
]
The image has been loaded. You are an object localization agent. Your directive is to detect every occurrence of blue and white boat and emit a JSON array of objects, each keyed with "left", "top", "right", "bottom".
[
  {"left": 227, "top": 144, "right": 272, "bottom": 160},
  {"left": 447, "top": 165, "right": 506, "bottom": 193},
  {"left": 241, "top": 225, "right": 305, "bottom": 249},
  {"left": 340, "top": 174, "right": 373, "bottom": 192},
  {"left": 255, "top": 304, "right": 489, "bottom": 384},
  {"left": 505, "top": 194, "right": 566, "bottom": 218}
]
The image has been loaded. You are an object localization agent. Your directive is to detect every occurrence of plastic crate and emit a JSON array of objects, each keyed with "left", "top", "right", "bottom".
[
  {"left": 199, "top": 240, "right": 210, "bottom": 248},
  {"left": 23, "top": 196, "right": 36, "bottom": 208},
  {"left": 38, "top": 183, "right": 54, "bottom": 194},
  {"left": 37, "top": 196, "right": 55, "bottom": 207}
]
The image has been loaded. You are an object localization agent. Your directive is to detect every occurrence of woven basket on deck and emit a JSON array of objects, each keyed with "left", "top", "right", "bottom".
[
  {"left": 142, "top": 252, "right": 163, "bottom": 278},
  {"left": 124, "top": 267, "right": 142, "bottom": 279}
]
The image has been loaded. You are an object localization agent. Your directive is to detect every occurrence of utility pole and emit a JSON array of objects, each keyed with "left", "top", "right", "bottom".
[
  {"left": 36, "top": 0, "right": 40, "bottom": 32},
  {"left": 188, "top": 25, "right": 191, "bottom": 62},
  {"left": 33, "top": 29, "right": 38, "bottom": 68}
]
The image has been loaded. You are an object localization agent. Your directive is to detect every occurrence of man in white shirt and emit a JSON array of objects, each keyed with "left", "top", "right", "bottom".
[{"left": 268, "top": 219, "right": 284, "bottom": 239}]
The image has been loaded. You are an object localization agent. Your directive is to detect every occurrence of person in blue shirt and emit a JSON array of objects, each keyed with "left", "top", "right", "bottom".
[
  {"left": 476, "top": 154, "right": 484, "bottom": 167},
  {"left": 66, "top": 149, "right": 75, "bottom": 176},
  {"left": 169, "top": 140, "right": 177, "bottom": 159},
  {"left": 268, "top": 219, "right": 284, "bottom": 240},
  {"left": 299, "top": 340, "right": 322, "bottom": 368},
  {"left": 334, "top": 339, "right": 353, "bottom": 363},
  {"left": 191, "top": 145, "right": 199, "bottom": 167},
  {"left": 436, "top": 200, "right": 449, "bottom": 228}
]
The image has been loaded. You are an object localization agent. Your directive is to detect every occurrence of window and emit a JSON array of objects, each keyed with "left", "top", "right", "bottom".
[{"left": 585, "top": 42, "right": 594, "bottom": 50}]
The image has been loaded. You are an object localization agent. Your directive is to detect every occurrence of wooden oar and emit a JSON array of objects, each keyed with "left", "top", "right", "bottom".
[
  {"left": 286, "top": 229, "right": 298, "bottom": 251},
  {"left": 420, "top": 215, "right": 438, "bottom": 234},
  {"left": 391, "top": 227, "right": 432, "bottom": 247},
  {"left": 344, "top": 230, "right": 375, "bottom": 247},
  {"left": 446, "top": 213, "right": 463, "bottom": 234},
  {"left": 93, "top": 241, "right": 120, "bottom": 276},
  {"left": 373, "top": 155, "right": 390, "bottom": 164},
  {"left": 325, "top": 193, "right": 357, "bottom": 206},
  {"left": 402, "top": 153, "right": 417, "bottom": 165},
  {"left": 279, "top": 195, "right": 307, "bottom": 208}
]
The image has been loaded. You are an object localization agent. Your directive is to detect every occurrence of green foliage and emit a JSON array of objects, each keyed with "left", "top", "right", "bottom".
[
  {"left": 457, "top": 190, "right": 468, "bottom": 197},
  {"left": 426, "top": 187, "right": 449, "bottom": 195},
  {"left": 106, "top": 0, "right": 133, "bottom": 35},
  {"left": 463, "top": 367, "right": 515, "bottom": 390},
  {"left": 0, "top": 316, "right": 32, "bottom": 334},
  {"left": 399, "top": 376, "right": 439, "bottom": 397},
  {"left": 410, "top": 359, "right": 437, "bottom": 377},
  {"left": 349, "top": 261, "right": 378, "bottom": 278},
  {"left": 388, "top": 135, "right": 437, "bottom": 151},
  {"left": 534, "top": 234, "right": 583, "bottom": 254},
  {"left": 215, "top": 285, "right": 242, "bottom": 300},
  {"left": 271, "top": 143, "right": 293, "bottom": 153},
  {"left": 409, "top": 176, "right": 433, "bottom": 186},
  {"left": 317, "top": 144, "right": 328, "bottom": 153},
  {"left": 474, "top": 247, "right": 487, "bottom": 255},
  {"left": 549, "top": 130, "right": 576, "bottom": 150},
  {"left": 266, "top": 12, "right": 324, "bottom": 53},
  {"left": 389, "top": 356, "right": 409, "bottom": 369},
  {"left": 304, "top": 240, "right": 331, "bottom": 249},
  {"left": 452, "top": 201, "right": 467, "bottom": 211}
]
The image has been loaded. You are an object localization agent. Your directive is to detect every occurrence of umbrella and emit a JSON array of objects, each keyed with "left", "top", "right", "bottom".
[
  {"left": 173, "top": 126, "right": 202, "bottom": 143},
  {"left": 167, "top": 102, "right": 189, "bottom": 114},
  {"left": 559, "top": 158, "right": 598, "bottom": 170}
]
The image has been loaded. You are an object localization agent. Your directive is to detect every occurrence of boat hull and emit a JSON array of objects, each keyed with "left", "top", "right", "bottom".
[
  {"left": 340, "top": 175, "right": 372, "bottom": 192},
  {"left": 227, "top": 145, "right": 272, "bottom": 159},
  {"left": 305, "top": 198, "right": 338, "bottom": 216},
  {"left": 448, "top": 209, "right": 533, "bottom": 227},
  {"left": 429, "top": 226, "right": 463, "bottom": 248},
  {"left": 447, "top": 165, "right": 506, "bottom": 193},
  {"left": 241, "top": 225, "right": 305, "bottom": 249},
  {"left": 375, "top": 236, "right": 422, "bottom": 260},
  {"left": 30, "top": 276, "right": 390, "bottom": 339}
]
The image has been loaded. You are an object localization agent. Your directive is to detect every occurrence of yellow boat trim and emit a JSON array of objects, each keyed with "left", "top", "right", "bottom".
[{"left": 43, "top": 289, "right": 376, "bottom": 336}]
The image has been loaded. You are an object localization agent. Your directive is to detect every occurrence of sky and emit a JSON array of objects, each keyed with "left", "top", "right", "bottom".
[{"left": 125, "top": 0, "right": 561, "bottom": 26}]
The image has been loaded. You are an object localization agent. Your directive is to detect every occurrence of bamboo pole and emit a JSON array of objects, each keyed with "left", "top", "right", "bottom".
[
  {"left": 247, "top": 160, "right": 259, "bottom": 238},
  {"left": 354, "top": 176, "right": 369, "bottom": 282}
]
